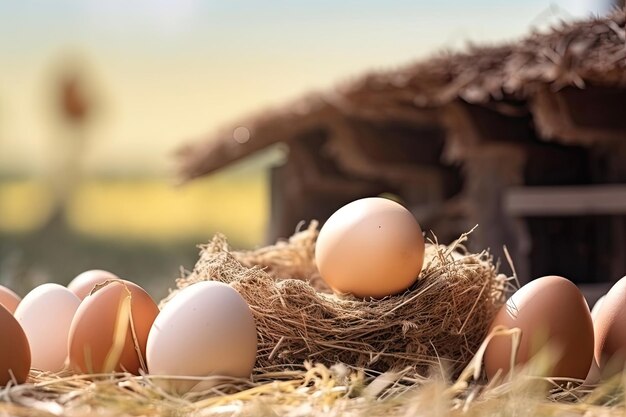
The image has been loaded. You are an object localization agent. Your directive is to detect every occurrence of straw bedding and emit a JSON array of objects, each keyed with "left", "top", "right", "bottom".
[
  {"left": 3, "top": 360, "right": 620, "bottom": 417},
  {"left": 3, "top": 225, "right": 625, "bottom": 416},
  {"left": 162, "top": 222, "right": 510, "bottom": 378}
]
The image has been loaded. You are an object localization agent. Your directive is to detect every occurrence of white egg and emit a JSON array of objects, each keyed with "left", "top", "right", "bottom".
[
  {"left": 146, "top": 281, "right": 257, "bottom": 394},
  {"left": 14, "top": 283, "right": 81, "bottom": 372}
]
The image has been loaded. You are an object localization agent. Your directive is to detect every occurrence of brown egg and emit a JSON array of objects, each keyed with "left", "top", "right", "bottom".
[
  {"left": 484, "top": 275, "right": 594, "bottom": 381},
  {"left": 0, "top": 285, "right": 21, "bottom": 314},
  {"left": 68, "top": 280, "right": 159, "bottom": 374},
  {"left": 0, "top": 304, "right": 31, "bottom": 386},
  {"left": 315, "top": 197, "right": 425, "bottom": 298},
  {"left": 592, "top": 276, "right": 626, "bottom": 377},
  {"left": 67, "top": 269, "right": 120, "bottom": 300}
]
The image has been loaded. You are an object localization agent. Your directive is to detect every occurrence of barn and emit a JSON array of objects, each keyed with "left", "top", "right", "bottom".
[{"left": 177, "top": 10, "right": 626, "bottom": 298}]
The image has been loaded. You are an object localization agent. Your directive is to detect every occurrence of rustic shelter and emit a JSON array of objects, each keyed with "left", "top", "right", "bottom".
[{"left": 178, "top": 10, "right": 626, "bottom": 294}]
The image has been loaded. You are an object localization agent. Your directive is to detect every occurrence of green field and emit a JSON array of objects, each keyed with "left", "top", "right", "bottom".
[
  {"left": 0, "top": 173, "right": 269, "bottom": 299},
  {"left": 0, "top": 174, "right": 268, "bottom": 244}
]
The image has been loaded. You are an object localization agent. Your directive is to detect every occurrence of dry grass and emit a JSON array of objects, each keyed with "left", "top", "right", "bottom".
[
  {"left": 2, "top": 226, "right": 622, "bottom": 416},
  {"left": 2, "top": 349, "right": 626, "bottom": 416}
]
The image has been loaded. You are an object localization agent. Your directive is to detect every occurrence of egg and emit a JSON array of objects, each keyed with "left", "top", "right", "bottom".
[
  {"left": 0, "top": 285, "right": 21, "bottom": 314},
  {"left": 146, "top": 281, "right": 257, "bottom": 394},
  {"left": 592, "top": 276, "right": 626, "bottom": 377},
  {"left": 591, "top": 294, "right": 606, "bottom": 320},
  {"left": 315, "top": 197, "right": 425, "bottom": 298},
  {"left": 14, "top": 283, "right": 81, "bottom": 372},
  {"left": 67, "top": 269, "right": 120, "bottom": 300},
  {"left": 591, "top": 295, "right": 606, "bottom": 320},
  {"left": 68, "top": 280, "right": 159, "bottom": 374},
  {"left": 0, "top": 304, "right": 31, "bottom": 386},
  {"left": 585, "top": 359, "right": 602, "bottom": 385},
  {"left": 585, "top": 294, "right": 608, "bottom": 384},
  {"left": 484, "top": 275, "right": 594, "bottom": 381}
]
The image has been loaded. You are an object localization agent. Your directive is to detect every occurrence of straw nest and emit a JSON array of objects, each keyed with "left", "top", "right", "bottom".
[{"left": 162, "top": 222, "right": 510, "bottom": 377}]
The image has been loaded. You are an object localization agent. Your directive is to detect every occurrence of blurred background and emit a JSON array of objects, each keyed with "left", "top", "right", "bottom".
[{"left": 0, "top": 0, "right": 620, "bottom": 299}]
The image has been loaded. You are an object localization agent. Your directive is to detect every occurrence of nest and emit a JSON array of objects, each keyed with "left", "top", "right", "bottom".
[{"left": 162, "top": 222, "right": 509, "bottom": 377}]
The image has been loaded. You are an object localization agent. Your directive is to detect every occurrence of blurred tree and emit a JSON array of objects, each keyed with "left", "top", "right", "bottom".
[
  {"left": 45, "top": 58, "right": 97, "bottom": 229},
  {"left": 60, "top": 74, "right": 91, "bottom": 123}
]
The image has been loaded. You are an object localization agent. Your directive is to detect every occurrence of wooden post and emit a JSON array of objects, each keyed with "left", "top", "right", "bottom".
[{"left": 463, "top": 143, "right": 530, "bottom": 283}]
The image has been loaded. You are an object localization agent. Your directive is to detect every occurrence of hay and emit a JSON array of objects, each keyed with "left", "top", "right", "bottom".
[
  {"left": 1, "top": 226, "right": 624, "bottom": 416},
  {"left": 162, "top": 222, "right": 510, "bottom": 377},
  {"left": 2, "top": 349, "right": 625, "bottom": 416}
]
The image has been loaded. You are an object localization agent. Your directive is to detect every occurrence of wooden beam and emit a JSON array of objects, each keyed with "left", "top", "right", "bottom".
[
  {"left": 531, "top": 86, "right": 626, "bottom": 145},
  {"left": 504, "top": 185, "right": 626, "bottom": 216}
]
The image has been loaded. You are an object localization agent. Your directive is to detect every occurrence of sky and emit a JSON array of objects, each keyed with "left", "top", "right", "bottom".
[{"left": 0, "top": 0, "right": 617, "bottom": 176}]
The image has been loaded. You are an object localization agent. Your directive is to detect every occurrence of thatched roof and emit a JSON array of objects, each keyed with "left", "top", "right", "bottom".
[{"left": 178, "top": 9, "right": 626, "bottom": 180}]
